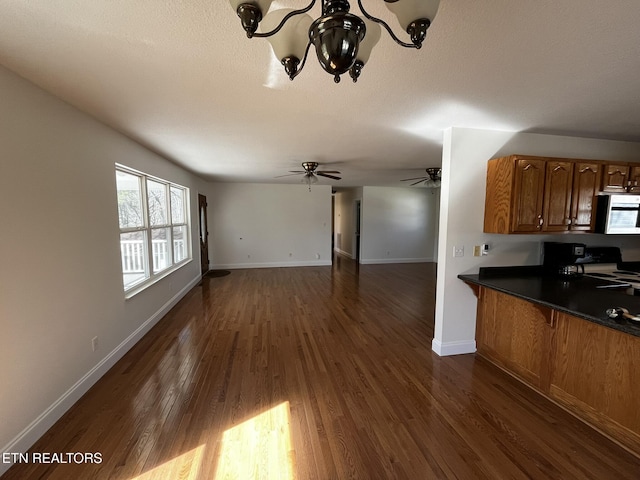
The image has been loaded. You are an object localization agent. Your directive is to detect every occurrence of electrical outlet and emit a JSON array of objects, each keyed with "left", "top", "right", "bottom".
[
  {"left": 92, "top": 336, "right": 99, "bottom": 352},
  {"left": 473, "top": 246, "right": 481, "bottom": 257},
  {"left": 453, "top": 246, "right": 464, "bottom": 258},
  {"left": 316, "top": 253, "right": 320, "bottom": 259}
]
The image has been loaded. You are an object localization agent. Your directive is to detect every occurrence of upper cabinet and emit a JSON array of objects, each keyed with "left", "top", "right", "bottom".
[
  {"left": 542, "top": 160, "right": 574, "bottom": 232},
  {"left": 484, "top": 155, "right": 603, "bottom": 234},
  {"left": 570, "top": 162, "right": 602, "bottom": 231},
  {"left": 602, "top": 164, "right": 630, "bottom": 192},
  {"left": 628, "top": 166, "right": 640, "bottom": 193},
  {"left": 511, "top": 157, "right": 546, "bottom": 232}
]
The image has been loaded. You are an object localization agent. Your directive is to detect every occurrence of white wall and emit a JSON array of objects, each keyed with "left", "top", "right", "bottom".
[
  {"left": 0, "top": 65, "right": 205, "bottom": 474},
  {"left": 433, "top": 127, "right": 640, "bottom": 356},
  {"left": 205, "top": 183, "right": 332, "bottom": 268},
  {"left": 360, "top": 186, "right": 439, "bottom": 264},
  {"left": 333, "top": 187, "right": 362, "bottom": 258}
]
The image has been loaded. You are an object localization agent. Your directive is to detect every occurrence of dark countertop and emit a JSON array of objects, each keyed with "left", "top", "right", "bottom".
[{"left": 459, "top": 267, "right": 640, "bottom": 337}]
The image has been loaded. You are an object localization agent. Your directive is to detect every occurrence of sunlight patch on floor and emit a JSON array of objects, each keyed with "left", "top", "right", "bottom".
[
  {"left": 215, "top": 401, "right": 295, "bottom": 480},
  {"left": 130, "top": 444, "right": 205, "bottom": 480}
]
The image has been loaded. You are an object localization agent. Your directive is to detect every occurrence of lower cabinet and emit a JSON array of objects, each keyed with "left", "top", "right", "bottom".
[
  {"left": 550, "top": 312, "right": 640, "bottom": 452},
  {"left": 475, "top": 286, "right": 640, "bottom": 454},
  {"left": 476, "top": 287, "right": 554, "bottom": 390}
]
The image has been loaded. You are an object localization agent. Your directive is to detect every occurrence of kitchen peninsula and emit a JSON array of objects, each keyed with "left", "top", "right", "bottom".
[{"left": 461, "top": 267, "right": 640, "bottom": 457}]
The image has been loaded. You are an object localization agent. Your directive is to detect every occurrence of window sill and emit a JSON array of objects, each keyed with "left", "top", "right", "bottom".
[{"left": 124, "top": 259, "right": 193, "bottom": 300}]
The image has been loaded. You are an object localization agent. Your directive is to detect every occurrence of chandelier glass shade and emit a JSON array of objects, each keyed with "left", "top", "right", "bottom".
[{"left": 229, "top": 0, "right": 440, "bottom": 83}]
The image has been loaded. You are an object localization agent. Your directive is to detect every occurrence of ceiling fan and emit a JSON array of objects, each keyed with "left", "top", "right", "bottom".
[
  {"left": 276, "top": 162, "right": 341, "bottom": 190},
  {"left": 401, "top": 167, "right": 442, "bottom": 188}
]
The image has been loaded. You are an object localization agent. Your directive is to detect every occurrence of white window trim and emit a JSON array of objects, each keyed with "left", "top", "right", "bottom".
[{"left": 116, "top": 164, "right": 192, "bottom": 298}]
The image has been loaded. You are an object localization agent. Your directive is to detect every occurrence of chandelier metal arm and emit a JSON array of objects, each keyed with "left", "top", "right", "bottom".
[
  {"left": 288, "top": 40, "right": 313, "bottom": 80},
  {"left": 356, "top": 0, "right": 418, "bottom": 49},
  {"left": 252, "top": 0, "right": 317, "bottom": 38}
]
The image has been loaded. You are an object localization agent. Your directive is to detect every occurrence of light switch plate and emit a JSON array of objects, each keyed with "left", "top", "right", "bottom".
[{"left": 453, "top": 246, "right": 464, "bottom": 258}]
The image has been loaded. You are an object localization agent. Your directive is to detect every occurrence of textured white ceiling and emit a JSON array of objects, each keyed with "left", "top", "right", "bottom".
[{"left": 1, "top": 0, "right": 640, "bottom": 186}]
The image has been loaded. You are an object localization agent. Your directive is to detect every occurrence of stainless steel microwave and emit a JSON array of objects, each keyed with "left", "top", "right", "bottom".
[{"left": 595, "top": 194, "right": 640, "bottom": 234}]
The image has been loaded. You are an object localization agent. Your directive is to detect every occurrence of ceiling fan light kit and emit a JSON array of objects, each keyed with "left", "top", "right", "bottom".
[
  {"left": 275, "top": 162, "right": 342, "bottom": 191},
  {"left": 229, "top": 0, "right": 440, "bottom": 83}
]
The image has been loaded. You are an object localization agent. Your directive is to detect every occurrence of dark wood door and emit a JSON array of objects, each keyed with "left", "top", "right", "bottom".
[
  {"left": 512, "top": 157, "right": 546, "bottom": 232},
  {"left": 570, "top": 162, "right": 602, "bottom": 231},
  {"left": 542, "top": 160, "right": 573, "bottom": 232},
  {"left": 198, "top": 194, "right": 209, "bottom": 275},
  {"left": 602, "top": 164, "right": 629, "bottom": 192},
  {"left": 354, "top": 200, "right": 361, "bottom": 263}
]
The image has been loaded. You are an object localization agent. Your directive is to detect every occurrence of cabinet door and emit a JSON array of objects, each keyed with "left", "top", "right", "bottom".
[
  {"left": 476, "top": 288, "right": 553, "bottom": 390},
  {"left": 627, "top": 166, "right": 640, "bottom": 193},
  {"left": 542, "top": 161, "right": 573, "bottom": 232},
  {"left": 570, "top": 162, "right": 602, "bottom": 231},
  {"left": 512, "top": 158, "right": 546, "bottom": 233},
  {"left": 602, "top": 164, "right": 629, "bottom": 192}
]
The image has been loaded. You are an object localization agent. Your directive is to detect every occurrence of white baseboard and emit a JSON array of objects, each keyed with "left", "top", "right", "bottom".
[
  {"left": 432, "top": 338, "right": 477, "bottom": 356},
  {"left": 360, "top": 257, "right": 434, "bottom": 265},
  {"left": 212, "top": 260, "right": 332, "bottom": 269},
  {"left": 333, "top": 248, "right": 353, "bottom": 259},
  {"left": 0, "top": 274, "right": 202, "bottom": 476}
]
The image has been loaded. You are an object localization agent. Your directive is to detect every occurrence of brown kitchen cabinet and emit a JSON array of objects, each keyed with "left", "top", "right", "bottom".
[
  {"left": 484, "top": 155, "right": 545, "bottom": 233},
  {"left": 475, "top": 287, "right": 553, "bottom": 390},
  {"left": 472, "top": 285, "right": 640, "bottom": 454},
  {"left": 484, "top": 155, "right": 601, "bottom": 233},
  {"left": 628, "top": 166, "right": 640, "bottom": 193},
  {"left": 550, "top": 312, "right": 640, "bottom": 452},
  {"left": 511, "top": 157, "right": 546, "bottom": 232},
  {"left": 601, "top": 163, "right": 630, "bottom": 192},
  {"left": 570, "top": 161, "right": 602, "bottom": 231},
  {"left": 542, "top": 160, "right": 574, "bottom": 232}
]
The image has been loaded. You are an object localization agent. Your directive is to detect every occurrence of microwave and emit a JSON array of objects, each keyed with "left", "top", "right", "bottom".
[{"left": 595, "top": 194, "right": 640, "bottom": 234}]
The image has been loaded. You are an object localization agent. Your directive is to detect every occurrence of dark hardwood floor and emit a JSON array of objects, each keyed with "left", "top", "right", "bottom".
[{"left": 4, "top": 255, "right": 640, "bottom": 479}]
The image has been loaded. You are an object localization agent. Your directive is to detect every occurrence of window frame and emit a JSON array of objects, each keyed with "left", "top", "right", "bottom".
[{"left": 116, "top": 164, "right": 191, "bottom": 297}]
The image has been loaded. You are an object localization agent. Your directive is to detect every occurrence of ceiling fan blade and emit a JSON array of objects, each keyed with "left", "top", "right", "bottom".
[
  {"left": 318, "top": 170, "right": 341, "bottom": 174},
  {"left": 316, "top": 172, "right": 341, "bottom": 180},
  {"left": 274, "top": 172, "right": 304, "bottom": 178},
  {"left": 410, "top": 179, "right": 426, "bottom": 186},
  {"left": 401, "top": 176, "right": 428, "bottom": 181}
]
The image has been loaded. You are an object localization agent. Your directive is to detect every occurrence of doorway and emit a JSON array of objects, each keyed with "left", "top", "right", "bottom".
[
  {"left": 198, "top": 194, "right": 209, "bottom": 275},
  {"left": 354, "top": 199, "right": 361, "bottom": 263}
]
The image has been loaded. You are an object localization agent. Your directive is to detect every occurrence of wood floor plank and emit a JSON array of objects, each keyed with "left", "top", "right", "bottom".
[{"left": 4, "top": 257, "right": 640, "bottom": 479}]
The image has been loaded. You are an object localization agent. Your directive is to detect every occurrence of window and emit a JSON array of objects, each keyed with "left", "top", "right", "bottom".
[{"left": 116, "top": 165, "right": 191, "bottom": 294}]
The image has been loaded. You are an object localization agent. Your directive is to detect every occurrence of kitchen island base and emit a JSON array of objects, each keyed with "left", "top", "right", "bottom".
[{"left": 471, "top": 285, "right": 640, "bottom": 457}]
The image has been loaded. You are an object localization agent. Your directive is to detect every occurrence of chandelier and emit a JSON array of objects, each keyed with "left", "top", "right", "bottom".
[{"left": 229, "top": 0, "right": 440, "bottom": 83}]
